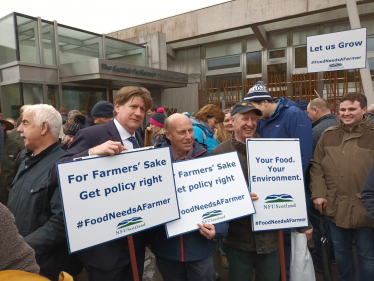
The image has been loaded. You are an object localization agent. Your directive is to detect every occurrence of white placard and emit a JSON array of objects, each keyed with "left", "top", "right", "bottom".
[
  {"left": 307, "top": 28, "right": 367, "bottom": 73},
  {"left": 166, "top": 152, "right": 255, "bottom": 238},
  {"left": 57, "top": 147, "right": 180, "bottom": 253},
  {"left": 247, "top": 139, "right": 308, "bottom": 231}
]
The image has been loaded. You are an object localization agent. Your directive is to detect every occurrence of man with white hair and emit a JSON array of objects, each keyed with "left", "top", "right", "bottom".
[{"left": 7, "top": 104, "right": 82, "bottom": 281}]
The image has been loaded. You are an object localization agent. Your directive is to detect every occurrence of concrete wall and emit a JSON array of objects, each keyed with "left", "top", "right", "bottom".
[
  {"left": 162, "top": 83, "right": 199, "bottom": 115},
  {"left": 161, "top": 47, "right": 201, "bottom": 114},
  {"left": 107, "top": 0, "right": 366, "bottom": 43}
]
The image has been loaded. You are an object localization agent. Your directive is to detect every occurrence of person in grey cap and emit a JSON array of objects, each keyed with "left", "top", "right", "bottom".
[
  {"left": 210, "top": 101, "right": 280, "bottom": 281},
  {"left": 91, "top": 101, "right": 114, "bottom": 125}
]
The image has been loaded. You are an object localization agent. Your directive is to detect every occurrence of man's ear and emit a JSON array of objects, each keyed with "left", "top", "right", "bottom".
[
  {"left": 40, "top": 121, "right": 49, "bottom": 136},
  {"left": 165, "top": 131, "right": 171, "bottom": 141},
  {"left": 363, "top": 106, "right": 368, "bottom": 114},
  {"left": 114, "top": 102, "right": 121, "bottom": 114}
]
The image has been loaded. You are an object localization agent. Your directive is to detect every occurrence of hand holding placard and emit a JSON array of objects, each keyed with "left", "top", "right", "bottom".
[
  {"left": 57, "top": 147, "right": 180, "bottom": 253},
  {"left": 166, "top": 152, "right": 255, "bottom": 238},
  {"left": 247, "top": 139, "right": 308, "bottom": 232},
  {"left": 90, "top": 140, "right": 126, "bottom": 156}
]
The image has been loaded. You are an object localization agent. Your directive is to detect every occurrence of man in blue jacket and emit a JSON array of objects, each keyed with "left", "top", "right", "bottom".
[
  {"left": 151, "top": 113, "right": 228, "bottom": 281},
  {"left": 244, "top": 81, "right": 312, "bottom": 175},
  {"left": 244, "top": 81, "right": 313, "bottom": 280}
]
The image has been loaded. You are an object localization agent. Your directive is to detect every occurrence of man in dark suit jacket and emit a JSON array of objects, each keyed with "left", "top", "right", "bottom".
[{"left": 49, "top": 86, "right": 153, "bottom": 281}]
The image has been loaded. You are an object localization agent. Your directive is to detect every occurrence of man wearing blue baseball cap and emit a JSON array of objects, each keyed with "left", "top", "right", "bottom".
[{"left": 244, "top": 81, "right": 313, "bottom": 280}]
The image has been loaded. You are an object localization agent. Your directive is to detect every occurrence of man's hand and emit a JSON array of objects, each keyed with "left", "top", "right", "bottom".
[
  {"left": 250, "top": 192, "right": 258, "bottom": 201},
  {"left": 197, "top": 223, "right": 216, "bottom": 240},
  {"left": 303, "top": 228, "right": 313, "bottom": 241},
  {"left": 313, "top": 198, "right": 327, "bottom": 214},
  {"left": 90, "top": 141, "right": 126, "bottom": 156}
]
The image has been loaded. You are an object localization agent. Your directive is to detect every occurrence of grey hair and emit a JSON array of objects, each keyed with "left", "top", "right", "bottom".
[
  {"left": 23, "top": 104, "right": 62, "bottom": 139},
  {"left": 68, "top": 110, "right": 81, "bottom": 119}
]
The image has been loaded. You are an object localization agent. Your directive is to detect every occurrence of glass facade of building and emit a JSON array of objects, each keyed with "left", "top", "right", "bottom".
[{"left": 0, "top": 13, "right": 147, "bottom": 116}]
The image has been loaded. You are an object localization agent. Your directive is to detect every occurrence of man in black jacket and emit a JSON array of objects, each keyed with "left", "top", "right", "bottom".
[
  {"left": 7, "top": 104, "right": 82, "bottom": 281},
  {"left": 307, "top": 98, "right": 338, "bottom": 152},
  {"left": 49, "top": 86, "right": 152, "bottom": 281},
  {"left": 306, "top": 98, "right": 338, "bottom": 271}
]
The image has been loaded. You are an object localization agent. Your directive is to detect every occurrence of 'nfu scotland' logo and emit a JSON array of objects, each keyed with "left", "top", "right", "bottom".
[
  {"left": 202, "top": 210, "right": 223, "bottom": 220},
  {"left": 264, "top": 194, "right": 293, "bottom": 203},
  {"left": 117, "top": 217, "right": 143, "bottom": 230},
  {"left": 329, "top": 63, "right": 343, "bottom": 68}
]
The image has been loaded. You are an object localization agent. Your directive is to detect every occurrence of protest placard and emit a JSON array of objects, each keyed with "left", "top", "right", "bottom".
[
  {"left": 56, "top": 147, "right": 180, "bottom": 253},
  {"left": 307, "top": 28, "right": 367, "bottom": 73},
  {"left": 246, "top": 139, "right": 308, "bottom": 232},
  {"left": 166, "top": 152, "right": 255, "bottom": 238}
]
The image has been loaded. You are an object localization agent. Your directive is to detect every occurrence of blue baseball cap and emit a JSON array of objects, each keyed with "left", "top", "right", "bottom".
[{"left": 231, "top": 101, "right": 263, "bottom": 117}]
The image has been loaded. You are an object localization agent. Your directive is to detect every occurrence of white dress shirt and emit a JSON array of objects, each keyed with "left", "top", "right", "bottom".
[
  {"left": 89, "top": 119, "right": 137, "bottom": 155},
  {"left": 113, "top": 118, "right": 136, "bottom": 150}
]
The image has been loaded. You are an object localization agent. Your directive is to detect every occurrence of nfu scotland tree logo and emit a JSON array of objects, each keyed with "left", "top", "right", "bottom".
[
  {"left": 264, "top": 194, "right": 293, "bottom": 203},
  {"left": 202, "top": 210, "right": 223, "bottom": 219},
  {"left": 202, "top": 210, "right": 225, "bottom": 223},
  {"left": 328, "top": 63, "right": 343, "bottom": 69},
  {"left": 116, "top": 217, "right": 145, "bottom": 235}
]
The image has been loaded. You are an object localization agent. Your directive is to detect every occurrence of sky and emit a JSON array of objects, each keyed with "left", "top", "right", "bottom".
[{"left": 1, "top": 0, "right": 230, "bottom": 34}]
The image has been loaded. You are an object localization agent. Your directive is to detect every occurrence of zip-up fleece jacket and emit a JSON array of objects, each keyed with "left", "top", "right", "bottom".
[
  {"left": 256, "top": 97, "right": 313, "bottom": 175},
  {"left": 151, "top": 140, "right": 229, "bottom": 262},
  {"left": 310, "top": 115, "right": 374, "bottom": 229}
]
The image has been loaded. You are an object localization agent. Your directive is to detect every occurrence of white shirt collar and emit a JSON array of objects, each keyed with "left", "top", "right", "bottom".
[{"left": 113, "top": 118, "right": 135, "bottom": 142}]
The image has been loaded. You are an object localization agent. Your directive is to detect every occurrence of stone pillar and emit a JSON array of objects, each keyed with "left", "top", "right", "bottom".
[
  {"left": 346, "top": 0, "right": 374, "bottom": 103},
  {"left": 139, "top": 32, "right": 167, "bottom": 70}
]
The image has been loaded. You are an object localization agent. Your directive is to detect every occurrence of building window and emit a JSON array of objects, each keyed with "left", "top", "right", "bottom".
[
  {"left": 62, "top": 87, "right": 106, "bottom": 114},
  {"left": 23, "top": 83, "right": 44, "bottom": 105},
  {"left": 246, "top": 51, "right": 262, "bottom": 75},
  {"left": 46, "top": 85, "right": 60, "bottom": 109},
  {"left": 41, "top": 21, "right": 57, "bottom": 66},
  {"left": 268, "top": 63, "right": 287, "bottom": 76},
  {"left": 58, "top": 26, "right": 102, "bottom": 64},
  {"left": 369, "top": 57, "right": 374, "bottom": 76},
  {"left": 368, "top": 37, "right": 374, "bottom": 52},
  {"left": 0, "top": 14, "right": 17, "bottom": 65},
  {"left": 295, "top": 46, "right": 307, "bottom": 69},
  {"left": 2, "top": 84, "right": 22, "bottom": 119},
  {"left": 105, "top": 38, "right": 146, "bottom": 66},
  {"left": 207, "top": 56, "right": 240, "bottom": 71},
  {"left": 206, "top": 73, "right": 242, "bottom": 107},
  {"left": 16, "top": 16, "right": 40, "bottom": 64},
  {"left": 269, "top": 49, "right": 286, "bottom": 60}
]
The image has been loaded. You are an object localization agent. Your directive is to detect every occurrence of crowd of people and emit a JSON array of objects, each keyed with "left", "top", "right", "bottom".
[{"left": 1, "top": 83, "right": 374, "bottom": 281}]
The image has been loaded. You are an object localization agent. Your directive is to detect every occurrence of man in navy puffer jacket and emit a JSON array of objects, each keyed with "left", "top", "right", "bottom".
[
  {"left": 245, "top": 82, "right": 312, "bottom": 175},
  {"left": 151, "top": 113, "right": 228, "bottom": 281}
]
